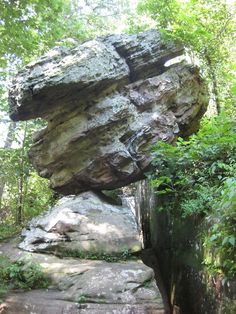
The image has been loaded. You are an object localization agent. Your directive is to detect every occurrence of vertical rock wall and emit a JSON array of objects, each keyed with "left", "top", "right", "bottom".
[{"left": 135, "top": 180, "right": 236, "bottom": 314}]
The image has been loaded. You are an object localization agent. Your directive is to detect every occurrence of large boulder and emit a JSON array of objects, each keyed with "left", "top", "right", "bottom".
[
  {"left": 19, "top": 191, "right": 141, "bottom": 255},
  {"left": 9, "top": 30, "right": 208, "bottom": 194}
]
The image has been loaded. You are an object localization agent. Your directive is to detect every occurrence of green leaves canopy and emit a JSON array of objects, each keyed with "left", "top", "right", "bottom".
[
  {"left": 138, "top": 0, "right": 236, "bottom": 112},
  {"left": 0, "top": 0, "right": 82, "bottom": 67}
]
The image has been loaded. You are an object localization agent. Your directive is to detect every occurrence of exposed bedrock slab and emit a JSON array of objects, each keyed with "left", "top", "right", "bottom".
[
  {"left": 4, "top": 294, "right": 164, "bottom": 314},
  {"left": 9, "top": 30, "right": 208, "bottom": 194},
  {"left": 0, "top": 241, "right": 164, "bottom": 314},
  {"left": 19, "top": 191, "right": 141, "bottom": 255}
]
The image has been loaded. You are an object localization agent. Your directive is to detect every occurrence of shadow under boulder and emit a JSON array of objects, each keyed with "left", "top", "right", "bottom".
[{"left": 19, "top": 191, "right": 142, "bottom": 257}]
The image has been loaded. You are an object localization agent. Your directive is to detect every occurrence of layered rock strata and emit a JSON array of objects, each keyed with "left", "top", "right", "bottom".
[
  {"left": 9, "top": 30, "right": 208, "bottom": 195},
  {"left": 6, "top": 29, "right": 209, "bottom": 313}
]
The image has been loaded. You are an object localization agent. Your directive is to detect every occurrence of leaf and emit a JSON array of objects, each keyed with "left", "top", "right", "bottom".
[
  {"left": 228, "top": 236, "right": 235, "bottom": 246},
  {"left": 210, "top": 235, "right": 217, "bottom": 242},
  {"left": 230, "top": 84, "right": 236, "bottom": 95},
  {"left": 222, "top": 237, "right": 229, "bottom": 245}
]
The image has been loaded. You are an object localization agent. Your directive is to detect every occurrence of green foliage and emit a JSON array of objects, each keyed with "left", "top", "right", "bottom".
[
  {"left": 77, "top": 295, "right": 87, "bottom": 304},
  {"left": 0, "top": 120, "right": 54, "bottom": 226},
  {"left": 0, "top": 0, "right": 141, "bottom": 69},
  {"left": 138, "top": 0, "right": 236, "bottom": 112},
  {"left": 0, "top": 224, "right": 21, "bottom": 241},
  {"left": 204, "top": 178, "right": 236, "bottom": 278},
  {"left": 0, "top": 0, "right": 84, "bottom": 67},
  {"left": 52, "top": 247, "right": 137, "bottom": 262},
  {"left": 139, "top": 0, "right": 235, "bottom": 62},
  {"left": 150, "top": 113, "right": 236, "bottom": 278},
  {"left": 0, "top": 255, "right": 50, "bottom": 301}
]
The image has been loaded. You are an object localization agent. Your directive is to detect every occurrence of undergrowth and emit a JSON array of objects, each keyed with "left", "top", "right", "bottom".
[
  {"left": 52, "top": 247, "right": 139, "bottom": 262},
  {"left": 149, "top": 113, "right": 236, "bottom": 279},
  {"left": 0, "top": 255, "right": 50, "bottom": 302}
]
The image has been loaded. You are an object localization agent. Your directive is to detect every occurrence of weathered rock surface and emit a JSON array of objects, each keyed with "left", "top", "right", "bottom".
[
  {"left": 19, "top": 191, "right": 141, "bottom": 255},
  {"left": 0, "top": 240, "right": 164, "bottom": 314},
  {"left": 9, "top": 30, "right": 183, "bottom": 121},
  {"left": 9, "top": 30, "right": 208, "bottom": 194},
  {"left": 3, "top": 293, "right": 164, "bottom": 314}
]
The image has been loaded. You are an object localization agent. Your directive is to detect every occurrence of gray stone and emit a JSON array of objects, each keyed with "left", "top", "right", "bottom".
[
  {"left": 0, "top": 240, "right": 164, "bottom": 314},
  {"left": 28, "top": 63, "right": 208, "bottom": 195},
  {"left": 9, "top": 40, "right": 130, "bottom": 121},
  {"left": 59, "top": 261, "right": 163, "bottom": 306},
  {"left": 9, "top": 30, "right": 208, "bottom": 195},
  {"left": 9, "top": 30, "right": 183, "bottom": 121},
  {"left": 3, "top": 293, "right": 165, "bottom": 314},
  {"left": 19, "top": 191, "right": 142, "bottom": 255},
  {"left": 104, "top": 29, "right": 183, "bottom": 80}
]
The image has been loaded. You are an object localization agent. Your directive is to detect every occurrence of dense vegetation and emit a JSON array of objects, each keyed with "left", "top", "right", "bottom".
[
  {"left": 150, "top": 114, "right": 236, "bottom": 278},
  {"left": 0, "top": 255, "right": 50, "bottom": 302},
  {"left": 137, "top": 0, "right": 236, "bottom": 282}
]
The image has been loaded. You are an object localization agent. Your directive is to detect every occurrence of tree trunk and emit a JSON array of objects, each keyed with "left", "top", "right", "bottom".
[
  {"left": 16, "top": 174, "right": 24, "bottom": 225},
  {"left": 4, "top": 121, "right": 17, "bottom": 148},
  {"left": 205, "top": 55, "right": 221, "bottom": 115},
  {"left": 0, "top": 121, "right": 17, "bottom": 208},
  {"left": 16, "top": 122, "right": 28, "bottom": 225},
  {"left": 211, "top": 70, "right": 221, "bottom": 115}
]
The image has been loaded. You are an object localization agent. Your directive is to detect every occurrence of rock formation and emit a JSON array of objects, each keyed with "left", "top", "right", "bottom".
[
  {"left": 0, "top": 240, "right": 164, "bottom": 314},
  {"left": 9, "top": 30, "right": 208, "bottom": 195},
  {"left": 19, "top": 191, "right": 142, "bottom": 255},
  {"left": 7, "top": 29, "right": 209, "bottom": 314}
]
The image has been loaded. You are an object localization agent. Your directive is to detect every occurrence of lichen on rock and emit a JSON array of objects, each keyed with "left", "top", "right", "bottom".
[
  {"left": 19, "top": 191, "right": 142, "bottom": 255},
  {"left": 9, "top": 29, "right": 208, "bottom": 195}
]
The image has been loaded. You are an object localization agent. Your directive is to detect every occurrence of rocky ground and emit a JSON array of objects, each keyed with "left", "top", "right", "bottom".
[
  {"left": 0, "top": 192, "right": 165, "bottom": 314},
  {"left": 0, "top": 238, "right": 164, "bottom": 314}
]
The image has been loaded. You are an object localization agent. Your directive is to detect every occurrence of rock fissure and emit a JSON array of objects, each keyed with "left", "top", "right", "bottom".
[{"left": 107, "top": 43, "right": 133, "bottom": 84}]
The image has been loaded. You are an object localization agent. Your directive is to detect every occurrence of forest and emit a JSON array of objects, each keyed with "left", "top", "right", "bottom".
[{"left": 0, "top": 1, "right": 235, "bottom": 313}]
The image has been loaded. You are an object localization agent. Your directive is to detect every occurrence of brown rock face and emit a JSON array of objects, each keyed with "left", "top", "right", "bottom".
[{"left": 9, "top": 30, "right": 208, "bottom": 195}]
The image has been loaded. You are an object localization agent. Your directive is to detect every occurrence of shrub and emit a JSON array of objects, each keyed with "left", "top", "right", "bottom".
[
  {"left": 149, "top": 113, "right": 236, "bottom": 278},
  {"left": 0, "top": 255, "right": 50, "bottom": 301}
]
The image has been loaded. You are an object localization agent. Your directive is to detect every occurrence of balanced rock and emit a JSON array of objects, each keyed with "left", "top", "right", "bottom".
[
  {"left": 9, "top": 30, "right": 208, "bottom": 194},
  {"left": 19, "top": 191, "right": 141, "bottom": 255}
]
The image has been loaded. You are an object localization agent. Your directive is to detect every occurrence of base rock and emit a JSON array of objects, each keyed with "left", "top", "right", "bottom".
[
  {"left": 19, "top": 191, "right": 142, "bottom": 255},
  {"left": 0, "top": 240, "right": 164, "bottom": 314}
]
